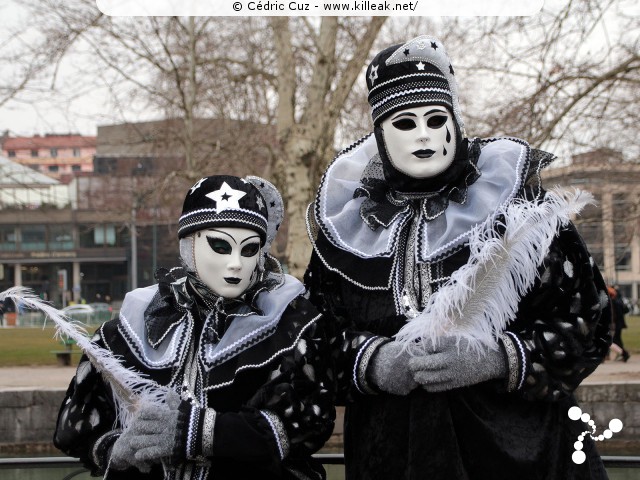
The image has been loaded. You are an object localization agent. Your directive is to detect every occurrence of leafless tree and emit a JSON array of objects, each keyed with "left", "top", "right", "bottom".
[
  {"left": 3, "top": 5, "right": 389, "bottom": 276},
  {"left": 3, "top": 1, "right": 638, "bottom": 278},
  {"left": 438, "top": 1, "right": 640, "bottom": 159},
  {"left": 269, "top": 17, "right": 387, "bottom": 275}
]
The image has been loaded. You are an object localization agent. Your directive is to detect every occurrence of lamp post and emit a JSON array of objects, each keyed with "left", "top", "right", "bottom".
[{"left": 131, "top": 205, "right": 137, "bottom": 290}]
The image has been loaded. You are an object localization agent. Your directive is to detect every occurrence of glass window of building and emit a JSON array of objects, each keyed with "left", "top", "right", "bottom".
[
  {"left": 19, "top": 265, "right": 48, "bottom": 291},
  {"left": 48, "top": 165, "right": 59, "bottom": 173},
  {"left": 0, "top": 262, "right": 15, "bottom": 293},
  {"left": 48, "top": 225, "right": 74, "bottom": 250},
  {"left": 79, "top": 225, "right": 95, "bottom": 248},
  {"left": 50, "top": 148, "right": 58, "bottom": 157},
  {"left": 71, "top": 164, "right": 81, "bottom": 172},
  {"left": 0, "top": 226, "right": 17, "bottom": 251},
  {"left": 21, "top": 225, "right": 46, "bottom": 250},
  {"left": 615, "top": 245, "right": 632, "bottom": 271},
  {"left": 73, "top": 148, "right": 81, "bottom": 157},
  {"left": 95, "top": 225, "right": 116, "bottom": 246},
  {"left": 31, "top": 149, "right": 39, "bottom": 157},
  {"left": 7, "top": 150, "right": 16, "bottom": 157},
  {"left": 79, "top": 224, "right": 122, "bottom": 248}
]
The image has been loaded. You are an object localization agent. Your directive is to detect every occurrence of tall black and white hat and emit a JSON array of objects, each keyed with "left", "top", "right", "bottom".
[
  {"left": 178, "top": 175, "right": 268, "bottom": 244},
  {"left": 366, "top": 35, "right": 465, "bottom": 136}
]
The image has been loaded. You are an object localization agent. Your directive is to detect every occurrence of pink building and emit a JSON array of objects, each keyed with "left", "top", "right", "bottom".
[{"left": 1, "top": 134, "right": 96, "bottom": 180}]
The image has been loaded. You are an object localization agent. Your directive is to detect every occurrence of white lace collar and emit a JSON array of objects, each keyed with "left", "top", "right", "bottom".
[{"left": 315, "top": 135, "right": 531, "bottom": 263}]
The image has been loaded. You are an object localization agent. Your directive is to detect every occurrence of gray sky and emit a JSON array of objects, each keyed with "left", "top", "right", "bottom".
[{"left": 0, "top": 1, "right": 637, "bottom": 142}]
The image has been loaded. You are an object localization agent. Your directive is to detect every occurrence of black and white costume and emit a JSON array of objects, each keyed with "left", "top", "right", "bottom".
[
  {"left": 55, "top": 176, "right": 335, "bottom": 480},
  {"left": 305, "top": 36, "right": 611, "bottom": 480}
]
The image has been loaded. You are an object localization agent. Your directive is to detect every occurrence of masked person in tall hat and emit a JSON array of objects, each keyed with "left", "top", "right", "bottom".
[
  {"left": 54, "top": 175, "right": 335, "bottom": 480},
  {"left": 305, "top": 35, "right": 611, "bottom": 479}
]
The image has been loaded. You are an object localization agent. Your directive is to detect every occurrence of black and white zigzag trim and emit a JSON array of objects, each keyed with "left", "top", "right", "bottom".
[
  {"left": 354, "top": 336, "right": 387, "bottom": 395},
  {"left": 500, "top": 331, "right": 529, "bottom": 392},
  {"left": 259, "top": 409, "right": 290, "bottom": 460}
]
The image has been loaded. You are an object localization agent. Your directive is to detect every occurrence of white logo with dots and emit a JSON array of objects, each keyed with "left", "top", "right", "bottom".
[{"left": 568, "top": 406, "right": 623, "bottom": 464}]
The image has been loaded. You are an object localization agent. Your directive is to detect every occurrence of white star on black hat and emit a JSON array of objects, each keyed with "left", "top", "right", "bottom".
[
  {"left": 369, "top": 64, "right": 379, "bottom": 85},
  {"left": 206, "top": 182, "right": 247, "bottom": 213}
]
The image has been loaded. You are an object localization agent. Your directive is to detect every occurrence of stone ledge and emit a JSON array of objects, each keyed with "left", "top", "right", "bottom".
[{"left": 0, "top": 385, "right": 637, "bottom": 453}]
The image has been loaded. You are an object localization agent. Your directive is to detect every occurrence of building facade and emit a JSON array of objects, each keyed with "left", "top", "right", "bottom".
[
  {"left": 0, "top": 155, "right": 131, "bottom": 305},
  {"left": 1, "top": 134, "right": 96, "bottom": 181},
  {"left": 0, "top": 119, "right": 276, "bottom": 307}
]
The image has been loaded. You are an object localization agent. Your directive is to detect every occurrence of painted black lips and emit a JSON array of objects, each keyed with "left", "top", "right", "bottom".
[
  {"left": 224, "top": 277, "right": 241, "bottom": 285},
  {"left": 412, "top": 149, "right": 435, "bottom": 158}
]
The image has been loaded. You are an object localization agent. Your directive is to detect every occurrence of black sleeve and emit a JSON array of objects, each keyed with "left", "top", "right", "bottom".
[
  {"left": 304, "top": 245, "right": 389, "bottom": 402},
  {"left": 504, "top": 223, "right": 611, "bottom": 401},
  {"left": 53, "top": 331, "right": 119, "bottom": 476}
]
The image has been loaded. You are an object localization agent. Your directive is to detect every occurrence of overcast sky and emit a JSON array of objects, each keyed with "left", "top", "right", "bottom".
[{"left": 0, "top": 1, "right": 637, "bottom": 139}]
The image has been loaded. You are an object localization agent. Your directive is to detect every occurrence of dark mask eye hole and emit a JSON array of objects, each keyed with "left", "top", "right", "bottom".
[
  {"left": 241, "top": 242, "right": 260, "bottom": 258},
  {"left": 426, "top": 115, "right": 448, "bottom": 129},
  {"left": 206, "top": 237, "right": 232, "bottom": 255},
  {"left": 391, "top": 118, "right": 417, "bottom": 131}
]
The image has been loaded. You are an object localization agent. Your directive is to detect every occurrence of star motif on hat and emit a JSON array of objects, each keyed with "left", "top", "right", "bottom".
[
  {"left": 416, "top": 61, "right": 426, "bottom": 71},
  {"left": 431, "top": 41, "right": 438, "bottom": 50},
  {"left": 189, "top": 178, "right": 207, "bottom": 194},
  {"left": 403, "top": 48, "right": 410, "bottom": 56},
  {"left": 206, "top": 181, "right": 246, "bottom": 213},
  {"left": 369, "top": 64, "right": 379, "bottom": 85}
]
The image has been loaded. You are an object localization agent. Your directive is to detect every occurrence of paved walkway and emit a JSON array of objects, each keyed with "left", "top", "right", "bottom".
[{"left": 0, "top": 355, "right": 638, "bottom": 390}]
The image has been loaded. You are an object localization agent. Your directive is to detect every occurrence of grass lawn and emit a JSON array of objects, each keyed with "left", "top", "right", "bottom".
[
  {"left": 0, "top": 316, "right": 639, "bottom": 367},
  {"left": 622, "top": 315, "right": 640, "bottom": 354},
  {"left": 0, "top": 327, "right": 87, "bottom": 367}
]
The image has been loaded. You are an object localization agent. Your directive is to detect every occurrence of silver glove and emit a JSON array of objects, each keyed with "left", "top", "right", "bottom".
[
  {"left": 368, "top": 341, "right": 418, "bottom": 395},
  {"left": 409, "top": 336, "right": 507, "bottom": 392},
  {"left": 110, "top": 390, "right": 182, "bottom": 471}
]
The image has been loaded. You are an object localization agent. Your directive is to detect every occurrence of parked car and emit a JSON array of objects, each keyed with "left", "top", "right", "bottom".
[
  {"left": 89, "top": 302, "right": 113, "bottom": 313},
  {"left": 62, "top": 303, "right": 113, "bottom": 324},
  {"left": 62, "top": 304, "right": 94, "bottom": 315}
]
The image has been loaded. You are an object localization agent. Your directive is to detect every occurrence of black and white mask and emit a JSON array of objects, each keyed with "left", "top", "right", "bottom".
[
  {"left": 192, "top": 227, "right": 261, "bottom": 299},
  {"left": 381, "top": 106, "right": 457, "bottom": 179}
]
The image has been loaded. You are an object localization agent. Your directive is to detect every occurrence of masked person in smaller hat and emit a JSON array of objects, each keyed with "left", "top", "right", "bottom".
[
  {"left": 54, "top": 175, "right": 335, "bottom": 480},
  {"left": 305, "top": 35, "right": 611, "bottom": 479}
]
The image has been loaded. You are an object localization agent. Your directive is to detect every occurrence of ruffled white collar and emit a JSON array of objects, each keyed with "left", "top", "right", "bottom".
[
  {"left": 315, "top": 135, "right": 531, "bottom": 263},
  {"left": 117, "top": 274, "right": 305, "bottom": 370}
]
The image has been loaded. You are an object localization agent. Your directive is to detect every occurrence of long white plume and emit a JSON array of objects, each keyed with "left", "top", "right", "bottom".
[
  {"left": 0, "top": 287, "right": 168, "bottom": 426},
  {"left": 396, "top": 188, "right": 593, "bottom": 353}
]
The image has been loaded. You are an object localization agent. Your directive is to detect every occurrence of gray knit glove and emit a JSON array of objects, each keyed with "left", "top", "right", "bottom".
[
  {"left": 368, "top": 341, "right": 418, "bottom": 395},
  {"left": 110, "top": 391, "right": 181, "bottom": 471},
  {"left": 409, "top": 336, "right": 507, "bottom": 392}
]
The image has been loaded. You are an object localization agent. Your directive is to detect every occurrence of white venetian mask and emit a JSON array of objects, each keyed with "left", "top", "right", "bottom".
[
  {"left": 192, "top": 227, "right": 261, "bottom": 299},
  {"left": 380, "top": 105, "right": 457, "bottom": 178}
]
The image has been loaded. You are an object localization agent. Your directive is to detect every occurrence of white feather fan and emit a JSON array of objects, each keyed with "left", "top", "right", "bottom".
[{"left": 395, "top": 188, "right": 593, "bottom": 354}]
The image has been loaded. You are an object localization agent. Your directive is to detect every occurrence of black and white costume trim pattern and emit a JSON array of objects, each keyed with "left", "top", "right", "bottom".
[
  {"left": 500, "top": 332, "right": 528, "bottom": 392},
  {"left": 178, "top": 208, "right": 267, "bottom": 241},
  {"left": 259, "top": 409, "right": 290, "bottom": 460},
  {"left": 354, "top": 337, "right": 387, "bottom": 395},
  {"left": 182, "top": 403, "right": 217, "bottom": 462}
]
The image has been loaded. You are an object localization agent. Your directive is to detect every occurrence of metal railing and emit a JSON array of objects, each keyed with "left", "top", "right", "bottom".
[{"left": 8, "top": 310, "right": 117, "bottom": 327}]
